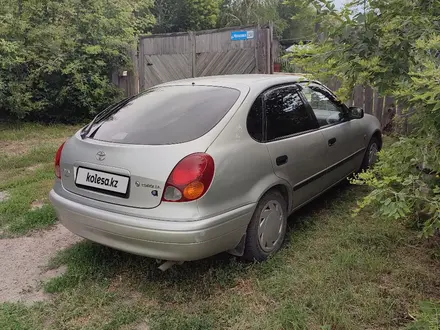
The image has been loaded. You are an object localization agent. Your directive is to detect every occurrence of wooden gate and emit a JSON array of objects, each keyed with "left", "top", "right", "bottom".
[
  {"left": 138, "top": 25, "right": 275, "bottom": 90},
  {"left": 139, "top": 33, "right": 192, "bottom": 90}
]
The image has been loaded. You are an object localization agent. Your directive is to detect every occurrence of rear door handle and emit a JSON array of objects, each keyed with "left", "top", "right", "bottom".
[
  {"left": 276, "top": 155, "right": 288, "bottom": 166},
  {"left": 328, "top": 138, "right": 337, "bottom": 146}
]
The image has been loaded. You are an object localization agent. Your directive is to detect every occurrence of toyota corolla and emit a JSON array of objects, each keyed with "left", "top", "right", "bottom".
[{"left": 50, "top": 74, "right": 381, "bottom": 263}]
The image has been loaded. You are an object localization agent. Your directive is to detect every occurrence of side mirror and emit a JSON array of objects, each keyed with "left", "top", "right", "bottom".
[{"left": 347, "top": 106, "right": 364, "bottom": 120}]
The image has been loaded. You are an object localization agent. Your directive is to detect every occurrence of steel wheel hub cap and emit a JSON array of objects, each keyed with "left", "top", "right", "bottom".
[
  {"left": 368, "top": 143, "right": 379, "bottom": 166},
  {"left": 258, "top": 200, "right": 284, "bottom": 252}
]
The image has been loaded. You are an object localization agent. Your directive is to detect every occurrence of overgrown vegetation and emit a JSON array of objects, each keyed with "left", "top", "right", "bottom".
[
  {"left": 290, "top": 0, "right": 440, "bottom": 237},
  {"left": 152, "top": 0, "right": 221, "bottom": 33},
  {"left": 1, "top": 181, "right": 439, "bottom": 329},
  {"left": 218, "top": 0, "right": 317, "bottom": 39},
  {"left": 0, "top": 0, "right": 155, "bottom": 122}
]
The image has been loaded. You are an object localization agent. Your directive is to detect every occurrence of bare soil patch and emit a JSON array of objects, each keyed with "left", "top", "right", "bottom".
[
  {"left": 0, "top": 191, "right": 10, "bottom": 203},
  {"left": 26, "top": 163, "right": 44, "bottom": 172},
  {"left": 31, "top": 200, "right": 46, "bottom": 210},
  {"left": 0, "top": 224, "right": 82, "bottom": 303}
]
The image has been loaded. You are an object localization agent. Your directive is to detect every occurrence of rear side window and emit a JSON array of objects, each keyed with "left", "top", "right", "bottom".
[
  {"left": 89, "top": 86, "right": 240, "bottom": 145},
  {"left": 265, "top": 87, "right": 318, "bottom": 141}
]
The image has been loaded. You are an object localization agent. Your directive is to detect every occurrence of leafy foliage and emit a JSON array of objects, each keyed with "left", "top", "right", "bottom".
[
  {"left": 290, "top": 0, "right": 440, "bottom": 236},
  {"left": 152, "top": 0, "right": 220, "bottom": 33},
  {"left": 179, "top": 0, "right": 221, "bottom": 31},
  {"left": 352, "top": 137, "right": 440, "bottom": 236},
  {"left": 219, "top": 0, "right": 285, "bottom": 30},
  {"left": 0, "top": 0, "right": 154, "bottom": 122},
  {"left": 219, "top": 0, "right": 317, "bottom": 39},
  {"left": 280, "top": 1, "right": 317, "bottom": 40}
]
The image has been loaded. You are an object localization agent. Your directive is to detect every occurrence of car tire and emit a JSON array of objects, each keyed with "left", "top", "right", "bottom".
[
  {"left": 360, "top": 136, "right": 380, "bottom": 171},
  {"left": 243, "top": 190, "right": 287, "bottom": 262}
]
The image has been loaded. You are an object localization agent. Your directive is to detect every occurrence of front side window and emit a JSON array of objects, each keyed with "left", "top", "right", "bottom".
[
  {"left": 265, "top": 87, "right": 318, "bottom": 141},
  {"left": 300, "top": 84, "right": 345, "bottom": 127}
]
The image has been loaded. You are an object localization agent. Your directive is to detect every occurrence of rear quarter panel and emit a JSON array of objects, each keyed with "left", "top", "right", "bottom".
[
  {"left": 198, "top": 91, "right": 293, "bottom": 219},
  {"left": 359, "top": 114, "right": 382, "bottom": 148},
  {"left": 363, "top": 114, "right": 382, "bottom": 139},
  {"left": 353, "top": 114, "right": 382, "bottom": 168}
]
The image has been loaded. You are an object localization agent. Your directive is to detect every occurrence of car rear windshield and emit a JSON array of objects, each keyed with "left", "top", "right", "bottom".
[{"left": 88, "top": 85, "right": 241, "bottom": 145}]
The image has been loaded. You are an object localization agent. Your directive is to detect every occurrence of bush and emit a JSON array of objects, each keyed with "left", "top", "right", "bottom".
[
  {"left": 0, "top": 0, "right": 154, "bottom": 123},
  {"left": 352, "top": 137, "right": 440, "bottom": 236},
  {"left": 290, "top": 0, "right": 440, "bottom": 236}
]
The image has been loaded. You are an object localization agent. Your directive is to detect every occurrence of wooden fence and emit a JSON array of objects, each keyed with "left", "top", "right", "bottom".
[{"left": 137, "top": 25, "right": 276, "bottom": 90}]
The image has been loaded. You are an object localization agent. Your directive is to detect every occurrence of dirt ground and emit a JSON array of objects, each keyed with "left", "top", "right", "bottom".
[{"left": 0, "top": 224, "right": 81, "bottom": 303}]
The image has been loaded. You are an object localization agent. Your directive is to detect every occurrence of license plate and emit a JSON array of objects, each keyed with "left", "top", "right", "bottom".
[{"left": 75, "top": 168, "right": 129, "bottom": 195}]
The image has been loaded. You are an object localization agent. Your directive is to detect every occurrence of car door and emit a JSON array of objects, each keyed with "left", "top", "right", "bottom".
[
  {"left": 299, "top": 83, "right": 365, "bottom": 186},
  {"left": 263, "top": 85, "right": 329, "bottom": 208}
]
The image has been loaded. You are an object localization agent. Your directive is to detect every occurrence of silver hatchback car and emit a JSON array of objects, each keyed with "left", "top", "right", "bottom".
[{"left": 50, "top": 74, "right": 381, "bottom": 263}]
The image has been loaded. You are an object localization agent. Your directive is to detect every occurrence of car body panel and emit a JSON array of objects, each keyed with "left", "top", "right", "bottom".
[
  {"left": 318, "top": 120, "right": 364, "bottom": 185},
  {"left": 50, "top": 187, "right": 252, "bottom": 261},
  {"left": 265, "top": 131, "right": 329, "bottom": 208},
  {"left": 199, "top": 86, "right": 292, "bottom": 218},
  {"left": 50, "top": 74, "right": 382, "bottom": 261}
]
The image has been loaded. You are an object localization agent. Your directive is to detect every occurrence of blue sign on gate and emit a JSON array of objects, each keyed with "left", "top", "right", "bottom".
[{"left": 231, "top": 30, "right": 255, "bottom": 41}]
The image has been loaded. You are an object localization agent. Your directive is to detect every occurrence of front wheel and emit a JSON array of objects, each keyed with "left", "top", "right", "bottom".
[{"left": 243, "top": 190, "right": 287, "bottom": 262}]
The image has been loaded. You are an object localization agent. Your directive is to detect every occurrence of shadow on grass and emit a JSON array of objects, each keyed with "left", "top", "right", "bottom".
[
  {"left": 45, "top": 182, "right": 360, "bottom": 302},
  {"left": 285, "top": 181, "right": 356, "bottom": 236}
]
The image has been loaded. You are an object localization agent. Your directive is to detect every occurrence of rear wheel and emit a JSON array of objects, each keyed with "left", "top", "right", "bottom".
[
  {"left": 361, "top": 137, "right": 380, "bottom": 170},
  {"left": 243, "top": 190, "right": 287, "bottom": 262}
]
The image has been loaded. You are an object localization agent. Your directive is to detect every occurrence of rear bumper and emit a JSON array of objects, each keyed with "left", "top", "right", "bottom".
[{"left": 49, "top": 189, "right": 254, "bottom": 261}]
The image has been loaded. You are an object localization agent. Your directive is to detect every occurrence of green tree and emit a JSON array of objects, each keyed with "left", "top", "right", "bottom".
[
  {"left": 177, "top": 0, "right": 221, "bottom": 31},
  {"left": 152, "top": 0, "right": 220, "bottom": 33},
  {"left": 219, "top": 0, "right": 286, "bottom": 34},
  {"left": 152, "top": 0, "right": 181, "bottom": 33},
  {"left": 290, "top": 0, "right": 440, "bottom": 236},
  {"left": 281, "top": 1, "right": 318, "bottom": 40},
  {"left": 0, "top": 0, "right": 154, "bottom": 122},
  {"left": 218, "top": 0, "right": 316, "bottom": 39}
]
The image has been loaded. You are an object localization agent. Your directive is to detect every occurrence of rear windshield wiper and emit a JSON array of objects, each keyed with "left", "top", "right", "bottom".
[{"left": 80, "top": 96, "right": 137, "bottom": 139}]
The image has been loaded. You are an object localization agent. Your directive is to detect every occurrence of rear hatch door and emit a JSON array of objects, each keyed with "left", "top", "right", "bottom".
[{"left": 60, "top": 84, "right": 244, "bottom": 209}]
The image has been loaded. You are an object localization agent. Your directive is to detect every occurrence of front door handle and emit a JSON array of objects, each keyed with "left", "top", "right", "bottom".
[
  {"left": 276, "top": 155, "right": 288, "bottom": 166},
  {"left": 328, "top": 138, "right": 337, "bottom": 146}
]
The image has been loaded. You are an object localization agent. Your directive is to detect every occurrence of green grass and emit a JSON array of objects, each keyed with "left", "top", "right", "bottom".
[
  {"left": 0, "top": 124, "right": 439, "bottom": 329},
  {"left": 0, "top": 123, "right": 83, "bottom": 141},
  {"left": 1, "top": 185, "right": 439, "bottom": 329},
  {"left": 407, "top": 301, "right": 440, "bottom": 330},
  {"left": 0, "top": 123, "right": 80, "bottom": 236}
]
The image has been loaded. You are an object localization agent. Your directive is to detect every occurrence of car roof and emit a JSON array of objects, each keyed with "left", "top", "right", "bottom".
[{"left": 158, "top": 74, "right": 310, "bottom": 90}]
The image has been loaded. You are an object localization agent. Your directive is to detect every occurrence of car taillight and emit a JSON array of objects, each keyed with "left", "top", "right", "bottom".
[
  {"left": 162, "top": 153, "right": 215, "bottom": 202},
  {"left": 55, "top": 142, "right": 66, "bottom": 179}
]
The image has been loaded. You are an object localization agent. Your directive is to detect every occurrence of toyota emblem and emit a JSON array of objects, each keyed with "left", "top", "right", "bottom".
[{"left": 96, "top": 151, "right": 106, "bottom": 161}]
